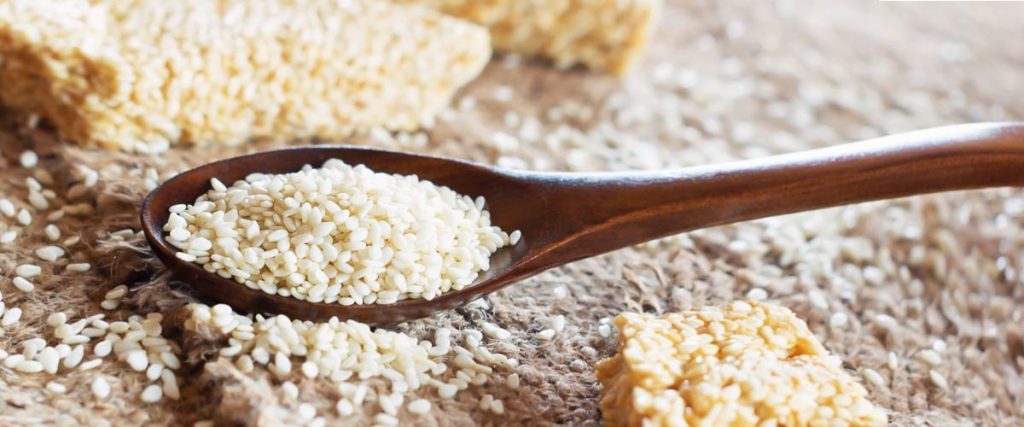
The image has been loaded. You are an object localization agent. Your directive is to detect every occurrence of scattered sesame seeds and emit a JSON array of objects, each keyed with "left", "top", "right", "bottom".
[
  {"left": 185, "top": 302, "right": 511, "bottom": 414},
  {"left": 535, "top": 329, "right": 556, "bottom": 340}
]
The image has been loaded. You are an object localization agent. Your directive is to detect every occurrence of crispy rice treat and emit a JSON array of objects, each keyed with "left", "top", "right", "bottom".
[
  {"left": 595, "top": 301, "right": 887, "bottom": 427},
  {"left": 0, "top": 0, "right": 490, "bottom": 152},
  {"left": 395, "top": 0, "right": 661, "bottom": 75}
]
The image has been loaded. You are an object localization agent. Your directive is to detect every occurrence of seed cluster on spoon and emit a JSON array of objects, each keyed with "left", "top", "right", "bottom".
[{"left": 164, "top": 159, "right": 520, "bottom": 305}]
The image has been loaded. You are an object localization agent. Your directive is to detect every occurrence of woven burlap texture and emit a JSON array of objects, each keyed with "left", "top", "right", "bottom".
[{"left": 1, "top": 1, "right": 1022, "bottom": 426}]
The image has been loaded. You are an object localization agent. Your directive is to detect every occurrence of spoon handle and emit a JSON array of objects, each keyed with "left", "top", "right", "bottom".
[{"left": 530, "top": 122, "right": 1024, "bottom": 266}]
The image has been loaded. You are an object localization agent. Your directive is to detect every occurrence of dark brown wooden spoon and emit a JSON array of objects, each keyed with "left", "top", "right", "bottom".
[{"left": 141, "top": 122, "right": 1024, "bottom": 325}]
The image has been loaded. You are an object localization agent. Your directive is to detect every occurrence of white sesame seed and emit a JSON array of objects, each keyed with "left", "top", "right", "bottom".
[
  {"left": 15, "top": 360, "right": 44, "bottom": 373},
  {"left": 19, "top": 150, "right": 38, "bottom": 168},
  {"left": 16, "top": 208, "right": 32, "bottom": 226},
  {"left": 929, "top": 370, "right": 948, "bottom": 389},
  {"left": 92, "top": 377, "right": 111, "bottom": 399},
  {"left": 861, "top": 368, "right": 885, "bottom": 387},
  {"left": 535, "top": 329, "right": 556, "bottom": 340},
  {"left": 301, "top": 361, "right": 319, "bottom": 378},
  {"left": 162, "top": 370, "right": 181, "bottom": 400},
  {"left": 161, "top": 352, "right": 181, "bottom": 370},
  {"left": 491, "top": 399, "right": 505, "bottom": 414},
  {"left": 408, "top": 398, "right": 431, "bottom": 414},
  {"left": 47, "top": 312, "right": 67, "bottom": 327},
  {"left": 917, "top": 349, "right": 942, "bottom": 366},
  {"left": 44, "top": 225, "right": 61, "bottom": 241},
  {"left": 141, "top": 384, "right": 163, "bottom": 403},
  {"left": 146, "top": 363, "right": 164, "bottom": 381},
  {"left": 38, "top": 347, "right": 59, "bottom": 374},
  {"left": 2, "top": 307, "right": 23, "bottom": 326},
  {"left": 46, "top": 210, "right": 64, "bottom": 222},
  {"left": 0, "top": 230, "right": 17, "bottom": 244},
  {"left": 551, "top": 315, "right": 566, "bottom": 332},
  {"left": 507, "top": 373, "right": 520, "bottom": 388},
  {"left": 28, "top": 192, "right": 48, "bottom": 210},
  {"left": 79, "top": 358, "right": 104, "bottom": 371},
  {"left": 829, "top": 312, "right": 849, "bottom": 328},
  {"left": 35, "top": 245, "right": 65, "bottom": 262},
  {"left": 0, "top": 199, "right": 14, "bottom": 217},
  {"left": 336, "top": 398, "right": 355, "bottom": 416},
  {"left": 745, "top": 288, "right": 768, "bottom": 300},
  {"left": 481, "top": 322, "right": 512, "bottom": 340},
  {"left": 13, "top": 276, "right": 35, "bottom": 292},
  {"left": 875, "top": 314, "right": 899, "bottom": 329},
  {"left": 67, "top": 263, "right": 92, "bottom": 272},
  {"left": 16, "top": 264, "right": 42, "bottom": 277},
  {"left": 46, "top": 381, "right": 67, "bottom": 394},
  {"left": 808, "top": 290, "right": 828, "bottom": 309},
  {"left": 125, "top": 350, "right": 149, "bottom": 371},
  {"left": 298, "top": 403, "right": 316, "bottom": 420},
  {"left": 64, "top": 345, "right": 84, "bottom": 369},
  {"left": 105, "top": 285, "right": 128, "bottom": 300}
]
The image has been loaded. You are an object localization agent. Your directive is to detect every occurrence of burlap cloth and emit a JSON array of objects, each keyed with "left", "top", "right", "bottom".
[{"left": 1, "top": 1, "right": 1022, "bottom": 425}]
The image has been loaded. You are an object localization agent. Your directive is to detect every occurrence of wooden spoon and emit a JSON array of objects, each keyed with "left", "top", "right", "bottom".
[{"left": 141, "top": 122, "right": 1024, "bottom": 325}]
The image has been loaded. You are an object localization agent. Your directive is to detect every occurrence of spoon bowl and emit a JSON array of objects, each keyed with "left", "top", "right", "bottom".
[{"left": 141, "top": 123, "right": 1024, "bottom": 324}]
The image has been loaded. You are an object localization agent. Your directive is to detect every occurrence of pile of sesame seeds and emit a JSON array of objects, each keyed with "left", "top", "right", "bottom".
[
  {"left": 184, "top": 303, "right": 516, "bottom": 424},
  {"left": 164, "top": 159, "right": 519, "bottom": 305}
]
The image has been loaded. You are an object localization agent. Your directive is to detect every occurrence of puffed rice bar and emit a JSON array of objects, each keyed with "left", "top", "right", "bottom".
[
  {"left": 0, "top": 0, "right": 491, "bottom": 152},
  {"left": 595, "top": 301, "right": 887, "bottom": 427},
  {"left": 395, "top": 0, "right": 661, "bottom": 75}
]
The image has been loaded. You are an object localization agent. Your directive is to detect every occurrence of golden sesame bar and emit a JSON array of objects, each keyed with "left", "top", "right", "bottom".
[
  {"left": 0, "top": 0, "right": 491, "bottom": 152},
  {"left": 595, "top": 301, "right": 887, "bottom": 427},
  {"left": 394, "top": 0, "right": 661, "bottom": 75}
]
